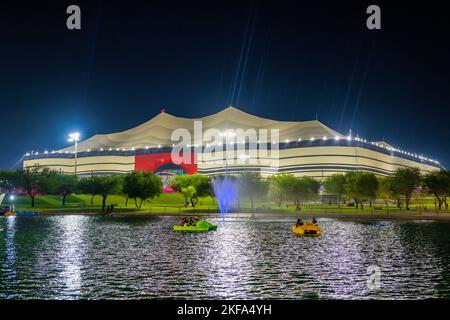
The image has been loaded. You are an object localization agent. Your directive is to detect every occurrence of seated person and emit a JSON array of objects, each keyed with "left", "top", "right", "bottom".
[
  {"left": 296, "top": 218, "right": 303, "bottom": 227},
  {"left": 312, "top": 217, "right": 317, "bottom": 224}
]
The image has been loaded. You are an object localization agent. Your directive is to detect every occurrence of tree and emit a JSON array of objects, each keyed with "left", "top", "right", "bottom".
[
  {"left": 358, "top": 172, "right": 379, "bottom": 207},
  {"left": 170, "top": 174, "right": 211, "bottom": 209},
  {"left": 16, "top": 166, "right": 49, "bottom": 207},
  {"left": 123, "top": 172, "right": 162, "bottom": 208},
  {"left": 78, "top": 175, "right": 119, "bottom": 211},
  {"left": 392, "top": 167, "right": 421, "bottom": 210},
  {"left": 53, "top": 174, "right": 79, "bottom": 206},
  {"left": 344, "top": 171, "right": 379, "bottom": 209},
  {"left": 137, "top": 172, "right": 162, "bottom": 208},
  {"left": 171, "top": 175, "right": 193, "bottom": 206},
  {"left": 423, "top": 170, "right": 450, "bottom": 210},
  {"left": 239, "top": 172, "right": 268, "bottom": 210},
  {"left": 267, "top": 178, "right": 283, "bottom": 207},
  {"left": 37, "top": 169, "right": 60, "bottom": 196},
  {"left": 122, "top": 172, "right": 141, "bottom": 207},
  {"left": 292, "top": 176, "right": 320, "bottom": 209},
  {"left": 78, "top": 176, "right": 101, "bottom": 205},
  {"left": 266, "top": 174, "right": 319, "bottom": 209},
  {"left": 324, "top": 174, "right": 346, "bottom": 207},
  {"left": 377, "top": 176, "right": 395, "bottom": 209},
  {"left": 344, "top": 172, "right": 362, "bottom": 208},
  {"left": 267, "top": 174, "right": 296, "bottom": 206},
  {"left": 0, "top": 170, "right": 19, "bottom": 194},
  {"left": 190, "top": 174, "right": 213, "bottom": 204},
  {"left": 278, "top": 174, "right": 298, "bottom": 205},
  {"left": 114, "top": 175, "right": 129, "bottom": 206},
  {"left": 96, "top": 175, "right": 120, "bottom": 212},
  {"left": 182, "top": 185, "right": 197, "bottom": 206}
]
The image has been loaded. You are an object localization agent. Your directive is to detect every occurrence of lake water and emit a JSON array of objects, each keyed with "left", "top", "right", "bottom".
[{"left": 1, "top": 215, "right": 449, "bottom": 299}]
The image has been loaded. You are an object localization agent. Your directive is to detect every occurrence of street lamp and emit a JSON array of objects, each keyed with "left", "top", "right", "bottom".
[
  {"left": 68, "top": 132, "right": 80, "bottom": 175},
  {"left": 9, "top": 195, "right": 15, "bottom": 212}
]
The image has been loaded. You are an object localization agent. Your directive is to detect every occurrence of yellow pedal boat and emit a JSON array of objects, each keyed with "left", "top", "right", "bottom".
[{"left": 292, "top": 222, "right": 321, "bottom": 237}]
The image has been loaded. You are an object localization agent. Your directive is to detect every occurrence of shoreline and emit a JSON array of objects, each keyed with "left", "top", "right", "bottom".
[{"left": 35, "top": 210, "right": 450, "bottom": 221}]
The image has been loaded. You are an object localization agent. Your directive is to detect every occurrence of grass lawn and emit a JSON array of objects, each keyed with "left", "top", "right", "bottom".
[
  {"left": 2, "top": 192, "right": 445, "bottom": 215},
  {"left": 5, "top": 193, "right": 217, "bottom": 214}
]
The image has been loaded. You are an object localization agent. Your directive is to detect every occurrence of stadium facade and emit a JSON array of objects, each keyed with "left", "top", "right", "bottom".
[{"left": 23, "top": 107, "right": 442, "bottom": 180}]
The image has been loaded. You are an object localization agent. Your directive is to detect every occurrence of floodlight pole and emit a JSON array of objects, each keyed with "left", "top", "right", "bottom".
[
  {"left": 74, "top": 139, "right": 78, "bottom": 175},
  {"left": 68, "top": 132, "right": 80, "bottom": 176}
]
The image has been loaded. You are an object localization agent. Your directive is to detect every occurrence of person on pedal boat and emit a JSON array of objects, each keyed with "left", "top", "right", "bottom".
[
  {"left": 180, "top": 217, "right": 188, "bottom": 226},
  {"left": 296, "top": 218, "right": 303, "bottom": 227}
]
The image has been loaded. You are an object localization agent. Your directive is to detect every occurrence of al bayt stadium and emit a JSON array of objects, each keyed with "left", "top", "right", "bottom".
[{"left": 23, "top": 107, "right": 442, "bottom": 181}]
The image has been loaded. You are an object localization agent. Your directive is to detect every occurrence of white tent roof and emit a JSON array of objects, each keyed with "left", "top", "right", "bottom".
[
  {"left": 61, "top": 106, "right": 345, "bottom": 152},
  {"left": 373, "top": 141, "right": 396, "bottom": 150}
]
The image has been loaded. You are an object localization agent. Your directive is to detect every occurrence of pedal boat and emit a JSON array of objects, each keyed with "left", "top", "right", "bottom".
[
  {"left": 173, "top": 220, "right": 217, "bottom": 232},
  {"left": 292, "top": 222, "right": 321, "bottom": 236}
]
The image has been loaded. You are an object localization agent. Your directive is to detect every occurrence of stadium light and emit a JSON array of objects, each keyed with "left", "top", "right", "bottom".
[
  {"left": 9, "top": 195, "right": 15, "bottom": 212},
  {"left": 68, "top": 132, "right": 80, "bottom": 175}
]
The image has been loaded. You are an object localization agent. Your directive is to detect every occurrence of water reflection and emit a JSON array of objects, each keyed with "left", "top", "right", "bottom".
[
  {"left": 0, "top": 216, "right": 449, "bottom": 299},
  {"left": 55, "top": 216, "right": 86, "bottom": 299},
  {"left": 203, "top": 221, "right": 255, "bottom": 299},
  {"left": 1, "top": 217, "right": 17, "bottom": 298}
]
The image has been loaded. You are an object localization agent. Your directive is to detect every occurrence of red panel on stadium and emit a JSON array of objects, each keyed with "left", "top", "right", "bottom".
[{"left": 134, "top": 153, "right": 197, "bottom": 174}]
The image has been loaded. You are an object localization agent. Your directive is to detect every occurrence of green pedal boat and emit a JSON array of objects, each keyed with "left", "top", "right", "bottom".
[{"left": 173, "top": 220, "right": 218, "bottom": 232}]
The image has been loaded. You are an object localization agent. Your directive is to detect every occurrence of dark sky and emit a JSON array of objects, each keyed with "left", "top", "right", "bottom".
[{"left": 1, "top": 0, "right": 449, "bottom": 169}]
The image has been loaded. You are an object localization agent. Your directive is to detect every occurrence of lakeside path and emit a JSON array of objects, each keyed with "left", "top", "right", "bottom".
[{"left": 37, "top": 210, "right": 450, "bottom": 221}]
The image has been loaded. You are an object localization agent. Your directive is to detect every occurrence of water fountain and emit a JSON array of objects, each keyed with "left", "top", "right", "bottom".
[{"left": 211, "top": 176, "right": 239, "bottom": 219}]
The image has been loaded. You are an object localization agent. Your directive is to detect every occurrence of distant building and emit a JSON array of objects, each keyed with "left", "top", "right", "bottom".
[{"left": 23, "top": 107, "right": 441, "bottom": 179}]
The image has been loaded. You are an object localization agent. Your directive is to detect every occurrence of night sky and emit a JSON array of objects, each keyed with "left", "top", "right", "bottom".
[{"left": 1, "top": 0, "right": 449, "bottom": 169}]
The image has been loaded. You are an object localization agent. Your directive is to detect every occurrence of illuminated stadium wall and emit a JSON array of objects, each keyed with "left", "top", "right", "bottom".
[{"left": 23, "top": 107, "right": 442, "bottom": 178}]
